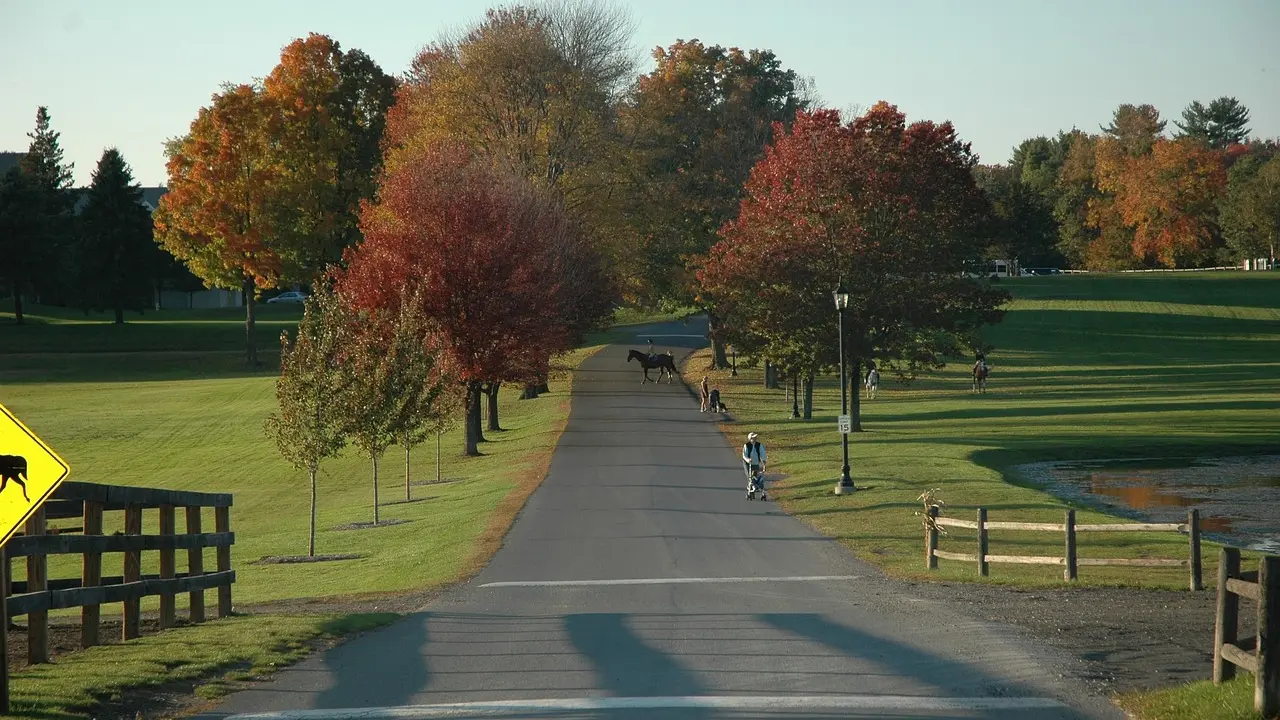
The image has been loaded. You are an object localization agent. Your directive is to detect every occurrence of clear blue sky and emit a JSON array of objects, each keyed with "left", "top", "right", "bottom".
[{"left": 2, "top": 0, "right": 1277, "bottom": 187}]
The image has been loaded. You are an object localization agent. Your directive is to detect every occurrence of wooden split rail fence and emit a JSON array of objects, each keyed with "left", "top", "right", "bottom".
[
  {"left": 1213, "top": 548, "right": 1280, "bottom": 716},
  {"left": 0, "top": 481, "right": 235, "bottom": 712},
  {"left": 924, "top": 506, "right": 1202, "bottom": 590}
]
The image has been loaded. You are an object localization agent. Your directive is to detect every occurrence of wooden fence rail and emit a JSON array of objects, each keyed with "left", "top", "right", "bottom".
[
  {"left": 924, "top": 506, "right": 1202, "bottom": 589},
  {"left": 1213, "top": 548, "right": 1280, "bottom": 716},
  {"left": 0, "top": 481, "right": 235, "bottom": 711}
]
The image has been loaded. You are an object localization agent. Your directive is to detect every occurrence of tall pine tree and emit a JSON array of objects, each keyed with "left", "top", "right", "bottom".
[
  {"left": 77, "top": 149, "right": 155, "bottom": 323},
  {"left": 1175, "top": 97, "right": 1251, "bottom": 149},
  {"left": 19, "top": 106, "right": 76, "bottom": 307},
  {"left": 0, "top": 166, "right": 42, "bottom": 324}
]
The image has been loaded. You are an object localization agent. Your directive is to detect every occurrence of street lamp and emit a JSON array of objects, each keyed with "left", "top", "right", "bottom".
[
  {"left": 833, "top": 284, "right": 855, "bottom": 495},
  {"left": 730, "top": 345, "right": 738, "bottom": 377}
]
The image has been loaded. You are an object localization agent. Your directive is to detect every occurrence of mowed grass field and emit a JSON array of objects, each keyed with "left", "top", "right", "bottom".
[
  {"left": 0, "top": 303, "right": 689, "bottom": 611},
  {"left": 0, "top": 301, "right": 688, "bottom": 718},
  {"left": 695, "top": 272, "right": 1280, "bottom": 589}
]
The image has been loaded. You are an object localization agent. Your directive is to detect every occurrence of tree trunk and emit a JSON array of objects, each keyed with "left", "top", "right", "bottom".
[
  {"left": 464, "top": 382, "right": 483, "bottom": 456},
  {"left": 436, "top": 430, "right": 442, "bottom": 482},
  {"left": 404, "top": 445, "right": 412, "bottom": 502},
  {"left": 802, "top": 373, "right": 814, "bottom": 420},
  {"left": 791, "top": 375, "right": 800, "bottom": 418},
  {"left": 486, "top": 382, "right": 502, "bottom": 431},
  {"left": 11, "top": 287, "right": 23, "bottom": 325},
  {"left": 308, "top": 466, "right": 317, "bottom": 557},
  {"left": 707, "top": 310, "right": 729, "bottom": 368},
  {"left": 851, "top": 358, "right": 864, "bottom": 432},
  {"left": 764, "top": 361, "right": 778, "bottom": 389},
  {"left": 371, "top": 454, "right": 380, "bottom": 525},
  {"left": 113, "top": 305, "right": 124, "bottom": 324},
  {"left": 242, "top": 276, "right": 257, "bottom": 368}
]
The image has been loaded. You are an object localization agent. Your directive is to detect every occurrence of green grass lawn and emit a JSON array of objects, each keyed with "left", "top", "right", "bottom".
[
  {"left": 695, "top": 271, "right": 1280, "bottom": 589},
  {"left": 3, "top": 613, "right": 396, "bottom": 720},
  {"left": 1116, "top": 675, "right": 1259, "bottom": 720},
  {"left": 0, "top": 301, "right": 678, "bottom": 716}
]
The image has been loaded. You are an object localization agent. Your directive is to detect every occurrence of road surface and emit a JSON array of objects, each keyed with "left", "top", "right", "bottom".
[{"left": 207, "top": 320, "right": 1121, "bottom": 719}]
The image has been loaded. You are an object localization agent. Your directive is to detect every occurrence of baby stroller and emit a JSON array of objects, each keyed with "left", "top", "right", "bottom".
[{"left": 746, "top": 463, "right": 767, "bottom": 501}]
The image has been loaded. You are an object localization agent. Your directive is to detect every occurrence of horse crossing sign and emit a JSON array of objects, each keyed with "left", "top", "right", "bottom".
[{"left": 0, "top": 402, "right": 70, "bottom": 546}]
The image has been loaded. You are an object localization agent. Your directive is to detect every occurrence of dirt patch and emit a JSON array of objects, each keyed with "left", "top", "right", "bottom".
[
  {"left": 254, "top": 553, "right": 365, "bottom": 564},
  {"left": 381, "top": 496, "right": 438, "bottom": 506},
  {"left": 6, "top": 617, "right": 178, "bottom": 671},
  {"left": 410, "top": 478, "right": 461, "bottom": 487},
  {"left": 901, "top": 579, "right": 1234, "bottom": 694},
  {"left": 331, "top": 519, "right": 413, "bottom": 531}
]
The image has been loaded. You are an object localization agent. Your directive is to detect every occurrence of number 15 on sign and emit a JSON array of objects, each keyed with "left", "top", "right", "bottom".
[{"left": 837, "top": 414, "right": 852, "bottom": 434}]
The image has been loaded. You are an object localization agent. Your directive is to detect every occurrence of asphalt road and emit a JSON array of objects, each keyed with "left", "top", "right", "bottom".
[{"left": 209, "top": 320, "right": 1122, "bottom": 720}]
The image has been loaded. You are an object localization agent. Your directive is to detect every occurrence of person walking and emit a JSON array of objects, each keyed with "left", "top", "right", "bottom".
[{"left": 700, "top": 376, "right": 710, "bottom": 412}]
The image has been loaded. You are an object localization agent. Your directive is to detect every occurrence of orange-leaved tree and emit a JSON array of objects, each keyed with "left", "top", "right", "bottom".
[
  {"left": 154, "top": 84, "right": 283, "bottom": 367},
  {"left": 1095, "top": 136, "right": 1228, "bottom": 267}
]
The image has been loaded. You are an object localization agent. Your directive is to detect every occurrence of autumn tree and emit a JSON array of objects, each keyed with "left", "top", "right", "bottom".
[
  {"left": 75, "top": 149, "right": 155, "bottom": 323},
  {"left": 1052, "top": 132, "right": 1102, "bottom": 267},
  {"left": 264, "top": 285, "right": 353, "bottom": 557},
  {"left": 1176, "top": 97, "right": 1251, "bottom": 149},
  {"left": 623, "top": 40, "right": 809, "bottom": 365},
  {"left": 264, "top": 34, "right": 397, "bottom": 279},
  {"left": 340, "top": 142, "right": 597, "bottom": 456},
  {"left": 155, "top": 85, "right": 284, "bottom": 367},
  {"left": 1095, "top": 136, "right": 1227, "bottom": 267},
  {"left": 698, "top": 105, "right": 1007, "bottom": 430},
  {"left": 1221, "top": 154, "right": 1280, "bottom": 263}
]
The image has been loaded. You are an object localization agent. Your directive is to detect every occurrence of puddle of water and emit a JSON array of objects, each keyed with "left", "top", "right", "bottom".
[{"left": 1015, "top": 455, "right": 1280, "bottom": 553}]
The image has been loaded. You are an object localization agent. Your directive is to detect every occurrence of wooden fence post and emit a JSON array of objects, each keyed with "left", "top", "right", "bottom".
[
  {"left": 122, "top": 504, "right": 142, "bottom": 640},
  {"left": 1189, "top": 509, "right": 1202, "bottom": 591},
  {"left": 1064, "top": 510, "right": 1078, "bottom": 582},
  {"left": 25, "top": 507, "right": 49, "bottom": 664},
  {"left": 186, "top": 506, "right": 205, "bottom": 623},
  {"left": 215, "top": 505, "right": 232, "bottom": 618},
  {"left": 81, "top": 500, "right": 103, "bottom": 648},
  {"left": 1215, "top": 547, "right": 1241, "bottom": 683},
  {"left": 1257, "top": 556, "right": 1280, "bottom": 716},
  {"left": 1, "top": 546, "right": 10, "bottom": 714},
  {"left": 158, "top": 504, "right": 176, "bottom": 629},
  {"left": 977, "top": 508, "right": 989, "bottom": 577},
  {"left": 925, "top": 505, "right": 939, "bottom": 570}
]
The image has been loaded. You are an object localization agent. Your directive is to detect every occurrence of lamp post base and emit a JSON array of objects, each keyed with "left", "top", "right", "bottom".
[{"left": 833, "top": 480, "right": 857, "bottom": 495}]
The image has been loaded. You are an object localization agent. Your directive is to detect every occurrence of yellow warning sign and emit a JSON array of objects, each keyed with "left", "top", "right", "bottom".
[{"left": 0, "top": 402, "right": 70, "bottom": 546}]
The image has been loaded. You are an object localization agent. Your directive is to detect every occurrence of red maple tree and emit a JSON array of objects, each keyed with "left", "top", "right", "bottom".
[
  {"left": 699, "top": 104, "right": 1005, "bottom": 428},
  {"left": 340, "top": 141, "right": 601, "bottom": 455}
]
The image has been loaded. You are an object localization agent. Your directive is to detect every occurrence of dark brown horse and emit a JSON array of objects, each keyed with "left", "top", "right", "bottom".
[{"left": 628, "top": 349, "right": 676, "bottom": 384}]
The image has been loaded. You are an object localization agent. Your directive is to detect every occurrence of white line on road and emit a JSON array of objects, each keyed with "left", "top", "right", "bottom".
[
  {"left": 479, "top": 575, "right": 860, "bottom": 588},
  {"left": 227, "top": 694, "right": 1069, "bottom": 719}
]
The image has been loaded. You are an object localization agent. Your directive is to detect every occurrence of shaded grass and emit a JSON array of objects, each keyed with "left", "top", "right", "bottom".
[
  {"left": 3, "top": 613, "right": 396, "bottom": 720},
  {"left": 690, "top": 272, "right": 1280, "bottom": 590},
  {"left": 1116, "top": 675, "right": 1259, "bottom": 720}
]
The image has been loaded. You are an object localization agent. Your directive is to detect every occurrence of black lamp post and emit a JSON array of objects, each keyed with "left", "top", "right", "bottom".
[
  {"left": 730, "top": 345, "right": 738, "bottom": 377},
  {"left": 834, "top": 284, "right": 855, "bottom": 495}
]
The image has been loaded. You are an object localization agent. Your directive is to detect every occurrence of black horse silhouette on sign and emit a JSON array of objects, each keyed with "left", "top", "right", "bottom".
[{"left": 0, "top": 455, "right": 30, "bottom": 502}]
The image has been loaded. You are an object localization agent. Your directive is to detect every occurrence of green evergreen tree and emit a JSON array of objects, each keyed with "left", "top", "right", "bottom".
[
  {"left": 77, "top": 148, "right": 155, "bottom": 323},
  {"left": 0, "top": 166, "right": 42, "bottom": 324},
  {"left": 20, "top": 107, "right": 77, "bottom": 306},
  {"left": 1175, "top": 97, "right": 1251, "bottom": 149}
]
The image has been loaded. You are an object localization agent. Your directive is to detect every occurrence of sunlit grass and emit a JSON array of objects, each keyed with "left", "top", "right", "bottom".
[{"left": 693, "top": 272, "right": 1280, "bottom": 589}]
